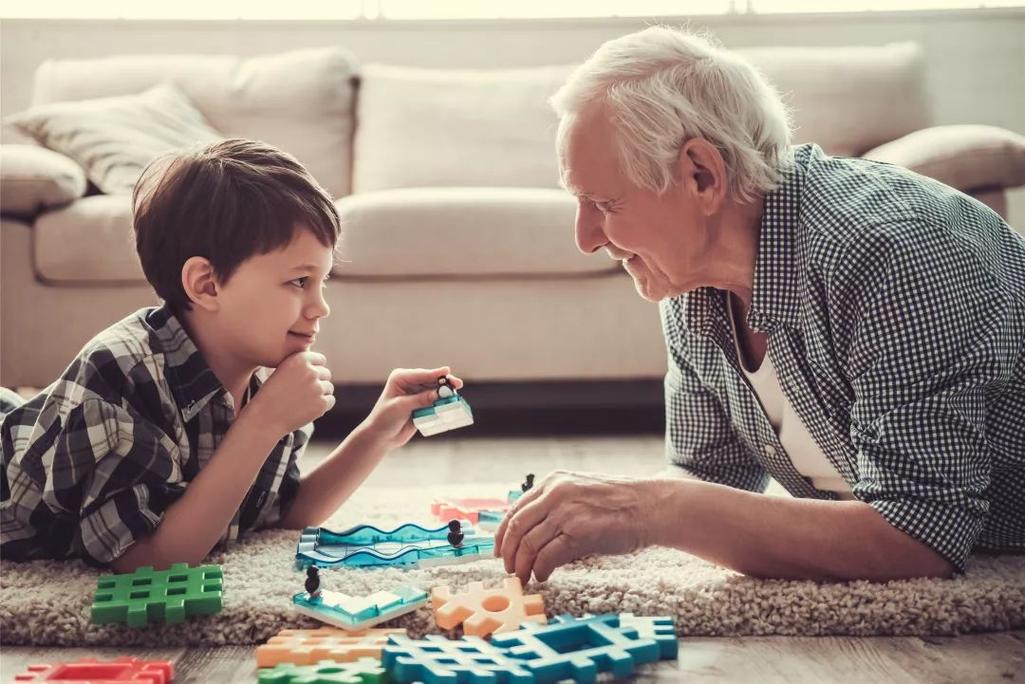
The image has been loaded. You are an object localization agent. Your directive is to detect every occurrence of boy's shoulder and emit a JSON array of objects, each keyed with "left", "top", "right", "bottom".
[{"left": 25, "top": 305, "right": 184, "bottom": 417}]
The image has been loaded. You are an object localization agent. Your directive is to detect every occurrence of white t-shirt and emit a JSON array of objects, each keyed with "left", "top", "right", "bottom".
[{"left": 727, "top": 295, "right": 855, "bottom": 499}]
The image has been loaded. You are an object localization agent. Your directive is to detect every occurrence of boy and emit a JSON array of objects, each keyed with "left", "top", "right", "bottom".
[{"left": 1, "top": 138, "right": 460, "bottom": 572}]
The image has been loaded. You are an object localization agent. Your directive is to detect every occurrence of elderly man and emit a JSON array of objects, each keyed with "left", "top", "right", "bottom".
[{"left": 495, "top": 27, "right": 1024, "bottom": 583}]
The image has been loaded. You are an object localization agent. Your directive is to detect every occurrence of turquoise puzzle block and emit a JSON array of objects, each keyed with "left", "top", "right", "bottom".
[
  {"left": 412, "top": 395, "right": 474, "bottom": 437},
  {"left": 382, "top": 634, "right": 534, "bottom": 684},
  {"left": 258, "top": 657, "right": 385, "bottom": 684},
  {"left": 91, "top": 562, "right": 223, "bottom": 628},
  {"left": 618, "top": 612, "right": 678, "bottom": 660},
  {"left": 489, "top": 614, "right": 671, "bottom": 683},
  {"left": 292, "top": 584, "right": 428, "bottom": 630},
  {"left": 295, "top": 522, "right": 494, "bottom": 569}
]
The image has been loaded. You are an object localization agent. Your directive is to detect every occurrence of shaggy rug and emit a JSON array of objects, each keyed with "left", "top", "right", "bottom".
[{"left": 2, "top": 483, "right": 1023, "bottom": 646}]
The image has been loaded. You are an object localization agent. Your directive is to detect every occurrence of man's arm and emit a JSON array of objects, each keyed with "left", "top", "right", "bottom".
[
  {"left": 110, "top": 409, "right": 283, "bottom": 573},
  {"left": 645, "top": 477, "right": 956, "bottom": 581}
]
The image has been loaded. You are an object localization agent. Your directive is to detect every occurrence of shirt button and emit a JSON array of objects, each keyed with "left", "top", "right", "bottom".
[{"left": 764, "top": 445, "right": 777, "bottom": 457}]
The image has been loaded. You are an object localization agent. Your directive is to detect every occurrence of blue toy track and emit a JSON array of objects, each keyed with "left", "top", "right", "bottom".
[{"left": 295, "top": 522, "right": 495, "bottom": 569}]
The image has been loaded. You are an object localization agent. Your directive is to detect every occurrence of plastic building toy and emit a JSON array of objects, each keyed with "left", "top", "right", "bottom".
[
  {"left": 431, "top": 576, "right": 547, "bottom": 637},
  {"left": 295, "top": 522, "right": 494, "bottom": 569},
  {"left": 293, "top": 584, "right": 429, "bottom": 631},
  {"left": 256, "top": 627, "right": 405, "bottom": 667},
  {"left": 412, "top": 375, "right": 473, "bottom": 437},
  {"left": 618, "top": 613, "right": 678, "bottom": 659},
  {"left": 507, "top": 473, "right": 535, "bottom": 503},
  {"left": 91, "top": 562, "right": 223, "bottom": 628},
  {"left": 490, "top": 613, "right": 674, "bottom": 682},
  {"left": 412, "top": 395, "right": 474, "bottom": 437},
  {"left": 382, "top": 634, "right": 534, "bottom": 684},
  {"left": 14, "top": 657, "right": 173, "bottom": 683},
  {"left": 430, "top": 496, "right": 511, "bottom": 525},
  {"left": 258, "top": 657, "right": 385, "bottom": 684}
]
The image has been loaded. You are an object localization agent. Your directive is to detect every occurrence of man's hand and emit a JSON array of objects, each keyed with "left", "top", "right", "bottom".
[
  {"left": 494, "top": 470, "right": 657, "bottom": 585},
  {"left": 361, "top": 367, "right": 464, "bottom": 450},
  {"left": 247, "top": 351, "right": 335, "bottom": 437}
]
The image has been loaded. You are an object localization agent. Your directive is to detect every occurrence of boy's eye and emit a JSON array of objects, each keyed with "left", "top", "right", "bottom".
[{"left": 289, "top": 277, "right": 309, "bottom": 288}]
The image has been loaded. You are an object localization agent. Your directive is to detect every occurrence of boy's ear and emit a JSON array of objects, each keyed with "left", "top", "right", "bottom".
[{"left": 181, "top": 256, "right": 220, "bottom": 312}]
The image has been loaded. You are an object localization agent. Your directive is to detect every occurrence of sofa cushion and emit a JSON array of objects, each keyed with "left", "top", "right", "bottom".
[
  {"left": 31, "top": 48, "right": 357, "bottom": 198},
  {"left": 0, "top": 144, "right": 87, "bottom": 218},
  {"left": 333, "top": 187, "right": 615, "bottom": 278},
  {"left": 353, "top": 43, "right": 928, "bottom": 193},
  {"left": 353, "top": 64, "right": 572, "bottom": 192},
  {"left": 8, "top": 83, "right": 223, "bottom": 195},
  {"left": 737, "top": 42, "right": 930, "bottom": 156},
  {"left": 33, "top": 195, "right": 143, "bottom": 283}
]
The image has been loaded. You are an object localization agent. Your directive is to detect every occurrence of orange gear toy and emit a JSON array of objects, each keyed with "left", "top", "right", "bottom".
[{"left": 431, "top": 576, "right": 547, "bottom": 637}]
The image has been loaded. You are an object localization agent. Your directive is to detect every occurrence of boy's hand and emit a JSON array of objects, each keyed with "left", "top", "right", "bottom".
[
  {"left": 247, "top": 351, "right": 335, "bottom": 437},
  {"left": 362, "top": 367, "right": 464, "bottom": 450}
]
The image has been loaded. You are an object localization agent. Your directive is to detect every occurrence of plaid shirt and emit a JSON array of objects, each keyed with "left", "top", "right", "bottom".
[
  {"left": 1, "top": 304, "right": 311, "bottom": 566},
  {"left": 662, "top": 143, "right": 1025, "bottom": 572}
]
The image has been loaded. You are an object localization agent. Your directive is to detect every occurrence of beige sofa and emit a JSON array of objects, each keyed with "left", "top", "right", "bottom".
[{"left": 3, "top": 42, "right": 1024, "bottom": 397}]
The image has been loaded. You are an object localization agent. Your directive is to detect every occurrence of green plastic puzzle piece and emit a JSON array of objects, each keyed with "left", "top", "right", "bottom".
[
  {"left": 258, "top": 657, "right": 386, "bottom": 684},
  {"left": 91, "top": 562, "right": 223, "bottom": 627}
]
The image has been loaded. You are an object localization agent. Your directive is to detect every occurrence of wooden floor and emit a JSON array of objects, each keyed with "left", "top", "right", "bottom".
[{"left": 3, "top": 435, "right": 1023, "bottom": 683}]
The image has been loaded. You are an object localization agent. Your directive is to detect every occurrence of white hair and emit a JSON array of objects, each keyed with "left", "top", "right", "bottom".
[{"left": 552, "top": 26, "right": 793, "bottom": 202}]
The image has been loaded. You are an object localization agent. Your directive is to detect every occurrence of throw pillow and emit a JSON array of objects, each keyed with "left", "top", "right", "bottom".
[{"left": 6, "top": 82, "right": 223, "bottom": 195}]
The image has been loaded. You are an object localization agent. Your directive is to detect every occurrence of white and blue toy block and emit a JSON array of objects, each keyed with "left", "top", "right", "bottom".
[
  {"left": 292, "top": 584, "right": 428, "bottom": 631},
  {"left": 412, "top": 395, "right": 474, "bottom": 437},
  {"left": 295, "top": 522, "right": 494, "bottom": 570}
]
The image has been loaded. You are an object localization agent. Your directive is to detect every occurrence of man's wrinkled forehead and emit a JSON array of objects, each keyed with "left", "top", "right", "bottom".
[{"left": 556, "top": 109, "right": 620, "bottom": 199}]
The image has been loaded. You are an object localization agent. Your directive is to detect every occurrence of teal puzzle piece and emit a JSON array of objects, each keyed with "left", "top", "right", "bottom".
[
  {"left": 412, "top": 395, "right": 474, "bottom": 437},
  {"left": 382, "top": 634, "right": 534, "bottom": 684},
  {"left": 295, "top": 522, "right": 494, "bottom": 569},
  {"left": 91, "top": 563, "right": 223, "bottom": 628},
  {"left": 489, "top": 614, "right": 673, "bottom": 683},
  {"left": 258, "top": 657, "right": 386, "bottom": 684},
  {"left": 292, "top": 584, "right": 428, "bottom": 630}
]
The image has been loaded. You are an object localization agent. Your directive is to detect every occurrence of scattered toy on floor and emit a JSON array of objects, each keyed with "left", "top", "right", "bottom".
[
  {"left": 446, "top": 520, "right": 464, "bottom": 547},
  {"left": 13, "top": 657, "right": 173, "bottom": 683},
  {"left": 256, "top": 627, "right": 405, "bottom": 667},
  {"left": 295, "top": 522, "right": 494, "bottom": 569},
  {"left": 91, "top": 562, "right": 223, "bottom": 628},
  {"left": 292, "top": 584, "right": 429, "bottom": 631},
  {"left": 431, "top": 576, "right": 547, "bottom": 637}
]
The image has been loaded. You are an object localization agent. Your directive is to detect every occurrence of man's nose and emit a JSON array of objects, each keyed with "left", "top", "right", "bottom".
[{"left": 574, "top": 203, "right": 604, "bottom": 255}]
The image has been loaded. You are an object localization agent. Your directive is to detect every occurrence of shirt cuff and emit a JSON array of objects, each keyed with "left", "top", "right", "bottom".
[
  {"left": 76, "top": 483, "right": 182, "bottom": 567},
  {"left": 868, "top": 497, "right": 985, "bottom": 573}
]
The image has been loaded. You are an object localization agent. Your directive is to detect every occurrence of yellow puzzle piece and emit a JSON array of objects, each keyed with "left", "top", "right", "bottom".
[
  {"left": 431, "top": 576, "right": 547, "bottom": 637},
  {"left": 255, "top": 626, "right": 405, "bottom": 667}
]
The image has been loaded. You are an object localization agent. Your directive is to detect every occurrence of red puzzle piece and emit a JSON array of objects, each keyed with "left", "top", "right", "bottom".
[
  {"left": 14, "top": 656, "right": 173, "bottom": 683},
  {"left": 430, "top": 497, "right": 509, "bottom": 524}
]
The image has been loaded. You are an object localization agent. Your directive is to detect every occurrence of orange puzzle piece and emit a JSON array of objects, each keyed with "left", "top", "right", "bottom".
[
  {"left": 255, "top": 627, "right": 406, "bottom": 667},
  {"left": 431, "top": 576, "right": 547, "bottom": 637}
]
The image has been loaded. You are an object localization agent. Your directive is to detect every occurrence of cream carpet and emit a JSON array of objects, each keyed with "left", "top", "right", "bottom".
[{"left": 2, "top": 483, "right": 1023, "bottom": 646}]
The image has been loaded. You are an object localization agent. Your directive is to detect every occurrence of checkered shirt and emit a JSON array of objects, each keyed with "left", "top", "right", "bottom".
[
  {"left": 662, "top": 143, "right": 1025, "bottom": 572},
  {"left": 1, "top": 304, "right": 311, "bottom": 566}
]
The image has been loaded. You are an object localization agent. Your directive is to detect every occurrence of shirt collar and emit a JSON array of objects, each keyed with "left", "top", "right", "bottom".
[{"left": 676, "top": 143, "right": 815, "bottom": 339}]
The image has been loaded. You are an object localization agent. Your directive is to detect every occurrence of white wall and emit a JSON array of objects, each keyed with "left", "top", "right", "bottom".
[{"left": 2, "top": 9, "right": 1024, "bottom": 223}]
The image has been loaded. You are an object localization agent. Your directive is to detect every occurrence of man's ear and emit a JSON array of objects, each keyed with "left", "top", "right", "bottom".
[
  {"left": 181, "top": 256, "right": 220, "bottom": 312},
  {"left": 675, "top": 138, "right": 728, "bottom": 215}
]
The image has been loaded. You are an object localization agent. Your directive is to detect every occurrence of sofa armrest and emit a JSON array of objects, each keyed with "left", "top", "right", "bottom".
[
  {"left": 863, "top": 125, "right": 1025, "bottom": 194},
  {"left": 0, "top": 144, "right": 87, "bottom": 219}
]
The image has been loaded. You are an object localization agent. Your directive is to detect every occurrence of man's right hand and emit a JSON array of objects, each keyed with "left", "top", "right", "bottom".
[{"left": 247, "top": 351, "right": 335, "bottom": 436}]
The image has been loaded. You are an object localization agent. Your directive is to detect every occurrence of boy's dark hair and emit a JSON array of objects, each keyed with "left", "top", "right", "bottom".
[{"left": 132, "top": 138, "right": 341, "bottom": 311}]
